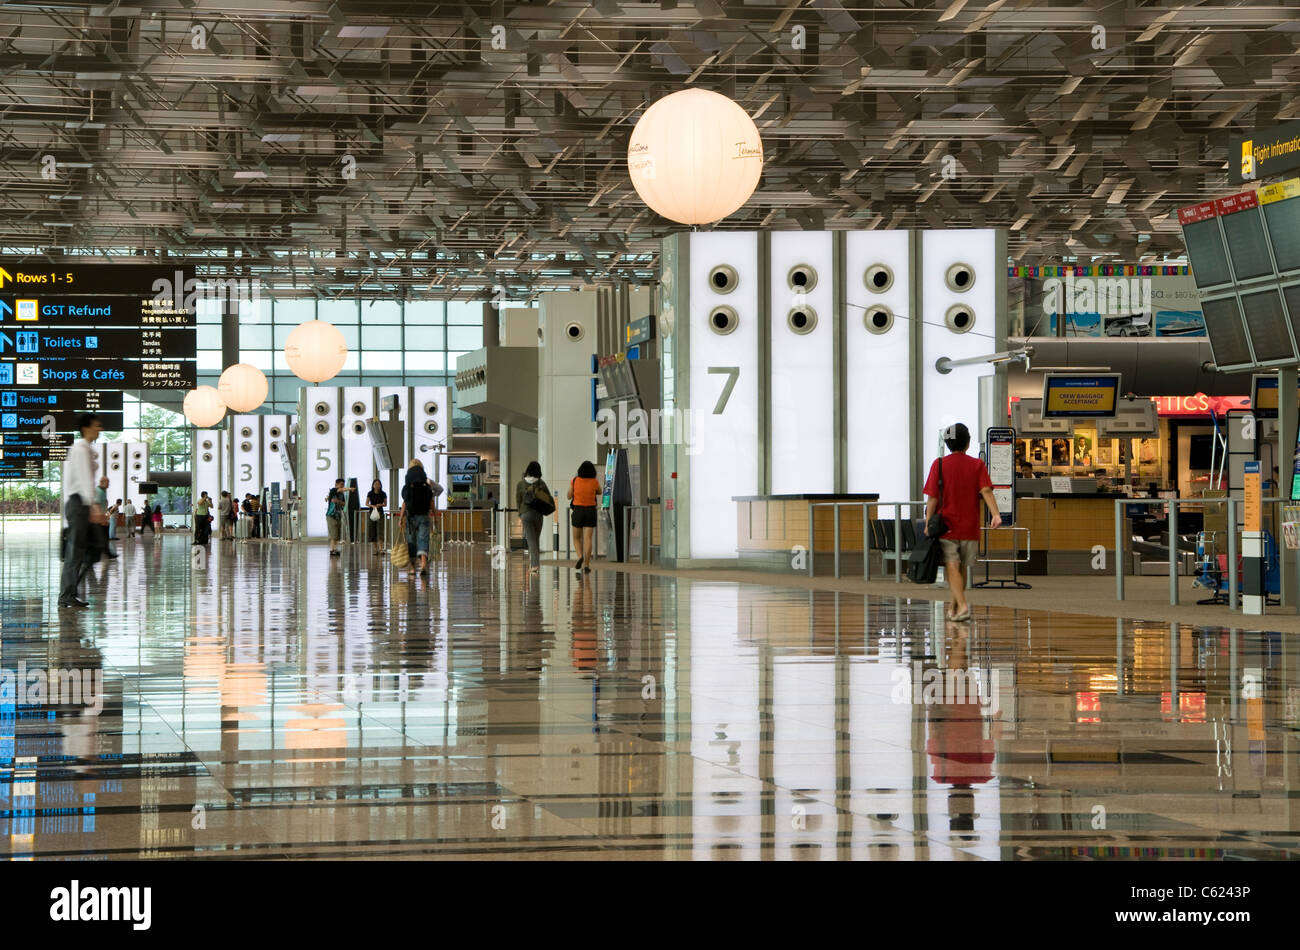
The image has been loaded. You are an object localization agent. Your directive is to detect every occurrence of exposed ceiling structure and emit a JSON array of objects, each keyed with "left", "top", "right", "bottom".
[{"left": 1, "top": 0, "right": 1297, "bottom": 298}]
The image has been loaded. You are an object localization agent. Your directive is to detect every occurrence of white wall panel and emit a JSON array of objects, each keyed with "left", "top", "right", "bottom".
[
  {"left": 261, "top": 415, "right": 291, "bottom": 490},
  {"left": 769, "top": 231, "right": 834, "bottom": 494},
  {"left": 688, "top": 231, "right": 760, "bottom": 559},
  {"left": 342, "top": 388, "right": 376, "bottom": 492},
  {"left": 302, "top": 387, "right": 340, "bottom": 538},
  {"left": 845, "top": 230, "right": 912, "bottom": 501},
  {"left": 230, "top": 415, "right": 262, "bottom": 500},
  {"left": 922, "top": 229, "right": 998, "bottom": 459}
]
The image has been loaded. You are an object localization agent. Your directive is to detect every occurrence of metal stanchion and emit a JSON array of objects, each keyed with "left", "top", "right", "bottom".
[
  {"left": 1228, "top": 499, "right": 1238, "bottom": 610},
  {"left": 833, "top": 504, "right": 841, "bottom": 579},
  {"left": 1115, "top": 501, "right": 1125, "bottom": 602},
  {"left": 1169, "top": 500, "right": 1179, "bottom": 607}
]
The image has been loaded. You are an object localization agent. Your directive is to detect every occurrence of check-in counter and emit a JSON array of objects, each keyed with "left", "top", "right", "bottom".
[
  {"left": 734, "top": 494, "right": 880, "bottom": 572},
  {"left": 992, "top": 494, "right": 1128, "bottom": 574}
]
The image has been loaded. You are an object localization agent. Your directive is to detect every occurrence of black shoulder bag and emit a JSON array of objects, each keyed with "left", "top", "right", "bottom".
[{"left": 908, "top": 457, "right": 948, "bottom": 584}]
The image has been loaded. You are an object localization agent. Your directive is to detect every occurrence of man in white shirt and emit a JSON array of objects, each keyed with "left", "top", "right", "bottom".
[{"left": 59, "top": 413, "right": 105, "bottom": 608}]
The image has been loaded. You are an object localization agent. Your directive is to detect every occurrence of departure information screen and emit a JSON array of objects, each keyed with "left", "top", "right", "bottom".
[{"left": 1182, "top": 218, "right": 1233, "bottom": 288}]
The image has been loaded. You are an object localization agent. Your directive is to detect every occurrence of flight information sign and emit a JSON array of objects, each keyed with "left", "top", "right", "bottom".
[
  {"left": 0, "top": 263, "right": 192, "bottom": 296},
  {"left": 0, "top": 410, "right": 124, "bottom": 432},
  {"left": 0, "top": 359, "right": 196, "bottom": 388},
  {"left": 0, "top": 295, "right": 195, "bottom": 326},
  {"left": 0, "top": 389, "right": 122, "bottom": 412},
  {"left": 0, "top": 327, "right": 194, "bottom": 360}
]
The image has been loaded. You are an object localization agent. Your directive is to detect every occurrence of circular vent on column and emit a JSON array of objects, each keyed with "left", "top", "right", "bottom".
[
  {"left": 864, "top": 264, "right": 894, "bottom": 294},
  {"left": 202, "top": 453, "right": 213, "bottom": 463},
  {"left": 110, "top": 461, "right": 121, "bottom": 471},
  {"left": 239, "top": 426, "right": 252, "bottom": 438},
  {"left": 945, "top": 263, "right": 975, "bottom": 292},
  {"left": 314, "top": 420, "right": 330, "bottom": 435},
  {"left": 708, "top": 306, "right": 739, "bottom": 335},
  {"left": 708, "top": 264, "right": 738, "bottom": 295},
  {"left": 787, "top": 264, "right": 817, "bottom": 293},
  {"left": 945, "top": 304, "right": 975, "bottom": 333},
  {"left": 201, "top": 439, "right": 214, "bottom": 451},
  {"left": 423, "top": 420, "right": 440, "bottom": 435},
  {"left": 132, "top": 462, "right": 142, "bottom": 471},
  {"left": 423, "top": 401, "right": 439, "bottom": 415},
  {"left": 240, "top": 441, "right": 252, "bottom": 453},
  {"left": 314, "top": 401, "right": 330, "bottom": 416},
  {"left": 351, "top": 421, "right": 366, "bottom": 436},
  {"left": 786, "top": 306, "right": 817, "bottom": 334},
  {"left": 864, "top": 306, "right": 894, "bottom": 334},
  {"left": 269, "top": 426, "right": 282, "bottom": 439},
  {"left": 269, "top": 441, "right": 279, "bottom": 453},
  {"left": 351, "top": 401, "right": 366, "bottom": 416},
  {"left": 564, "top": 321, "right": 585, "bottom": 341}
]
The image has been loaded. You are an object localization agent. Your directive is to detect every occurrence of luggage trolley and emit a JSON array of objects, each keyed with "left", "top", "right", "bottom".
[
  {"left": 1192, "top": 530, "right": 1227, "bottom": 605},
  {"left": 970, "top": 526, "right": 1032, "bottom": 589}
]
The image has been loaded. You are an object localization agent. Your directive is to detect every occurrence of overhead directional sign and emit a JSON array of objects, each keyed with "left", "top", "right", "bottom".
[
  {"left": 0, "top": 358, "right": 196, "bottom": 388},
  {"left": 0, "top": 389, "right": 122, "bottom": 412},
  {"left": 0, "top": 461, "right": 44, "bottom": 479},
  {"left": 0, "top": 263, "right": 193, "bottom": 297},
  {"left": 0, "top": 409, "right": 124, "bottom": 432},
  {"left": 1, "top": 432, "right": 71, "bottom": 452},
  {"left": 0, "top": 444, "right": 68, "bottom": 461},
  {"left": 0, "top": 295, "right": 195, "bottom": 326},
  {"left": 0, "top": 327, "right": 195, "bottom": 359}
]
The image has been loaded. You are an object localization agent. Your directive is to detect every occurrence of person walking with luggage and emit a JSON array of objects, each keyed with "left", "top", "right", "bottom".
[
  {"left": 516, "top": 461, "right": 554, "bottom": 574},
  {"left": 217, "top": 491, "right": 233, "bottom": 540},
  {"left": 123, "top": 498, "right": 137, "bottom": 539},
  {"left": 58, "top": 413, "right": 105, "bottom": 609},
  {"left": 194, "top": 492, "right": 212, "bottom": 545},
  {"left": 922, "top": 423, "right": 1001, "bottom": 622},
  {"left": 107, "top": 498, "right": 121, "bottom": 555},
  {"left": 94, "top": 477, "right": 117, "bottom": 560},
  {"left": 567, "top": 460, "right": 601, "bottom": 573},
  {"left": 326, "top": 478, "right": 350, "bottom": 556},
  {"left": 366, "top": 479, "right": 388, "bottom": 556},
  {"left": 399, "top": 461, "right": 435, "bottom": 575}
]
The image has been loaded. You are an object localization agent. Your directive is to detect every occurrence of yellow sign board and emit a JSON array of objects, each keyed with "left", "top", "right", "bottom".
[
  {"left": 1258, "top": 177, "right": 1300, "bottom": 204},
  {"left": 1044, "top": 385, "right": 1116, "bottom": 415},
  {"left": 1244, "top": 469, "right": 1262, "bottom": 533}
]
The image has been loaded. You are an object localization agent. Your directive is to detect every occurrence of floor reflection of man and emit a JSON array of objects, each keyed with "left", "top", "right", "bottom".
[{"left": 925, "top": 628, "right": 994, "bottom": 837}]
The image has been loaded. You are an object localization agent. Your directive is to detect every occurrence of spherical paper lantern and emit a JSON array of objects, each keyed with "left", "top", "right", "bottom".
[
  {"left": 627, "top": 88, "right": 764, "bottom": 226},
  {"left": 284, "top": 319, "right": 347, "bottom": 383},
  {"left": 183, "top": 386, "right": 227, "bottom": 428},
  {"left": 217, "top": 362, "right": 268, "bottom": 413}
]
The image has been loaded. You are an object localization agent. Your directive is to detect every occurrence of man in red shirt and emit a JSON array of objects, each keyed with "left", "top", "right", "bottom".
[{"left": 923, "top": 423, "right": 1001, "bottom": 622}]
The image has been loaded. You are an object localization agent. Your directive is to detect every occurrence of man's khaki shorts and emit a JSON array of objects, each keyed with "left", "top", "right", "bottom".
[
  {"left": 327, "top": 516, "right": 341, "bottom": 541},
  {"left": 939, "top": 538, "right": 979, "bottom": 572}
]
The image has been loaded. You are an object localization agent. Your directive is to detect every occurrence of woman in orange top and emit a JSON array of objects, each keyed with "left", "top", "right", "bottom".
[{"left": 567, "top": 460, "right": 602, "bottom": 573}]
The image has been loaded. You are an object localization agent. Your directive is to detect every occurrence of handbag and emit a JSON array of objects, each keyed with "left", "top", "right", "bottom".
[
  {"left": 527, "top": 482, "right": 556, "bottom": 516},
  {"left": 907, "top": 536, "right": 944, "bottom": 584},
  {"left": 926, "top": 456, "right": 948, "bottom": 539},
  {"left": 390, "top": 516, "right": 411, "bottom": 568}
]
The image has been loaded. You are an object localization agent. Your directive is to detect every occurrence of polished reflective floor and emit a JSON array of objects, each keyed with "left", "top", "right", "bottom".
[{"left": 2, "top": 522, "right": 1299, "bottom": 860}]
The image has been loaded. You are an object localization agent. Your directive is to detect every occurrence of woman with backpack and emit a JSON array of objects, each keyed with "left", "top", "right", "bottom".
[
  {"left": 399, "top": 460, "right": 435, "bottom": 575},
  {"left": 515, "top": 460, "right": 554, "bottom": 574},
  {"left": 567, "top": 460, "right": 601, "bottom": 573}
]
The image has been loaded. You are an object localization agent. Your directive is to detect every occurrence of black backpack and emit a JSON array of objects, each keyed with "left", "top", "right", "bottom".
[{"left": 405, "top": 478, "right": 432, "bottom": 514}]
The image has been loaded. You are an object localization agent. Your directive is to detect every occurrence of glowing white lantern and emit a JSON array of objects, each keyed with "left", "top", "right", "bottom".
[
  {"left": 183, "top": 386, "right": 227, "bottom": 428},
  {"left": 627, "top": 88, "right": 764, "bottom": 226},
  {"left": 284, "top": 319, "right": 347, "bottom": 383},
  {"left": 217, "top": 362, "right": 268, "bottom": 413}
]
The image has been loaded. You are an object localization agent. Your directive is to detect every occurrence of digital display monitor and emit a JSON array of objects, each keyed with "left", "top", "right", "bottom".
[
  {"left": 1041, "top": 374, "right": 1121, "bottom": 418},
  {"left": 1263, "top": 195, "right": 1300, "bottom": 273},
  {"left": 1183, "top": 218, "right": 1233, "bottom": 289},
  {"left": 1239, "top": 288, "right": 1296, "bottom": 363},
  {"left": 451, "top": 474, "right": 475, "bottom": 490},
  {"left": 1283, "top": 283, "right": 1300, "bottom": 347},
  {"left": 1253, "top": 374, "right": 1280, "bottom": 418},
  {"left": 447, "top": 455, "right": 480, "bottom": 476},
  {"left": 1221, "top": 206, "right": 1275, "bottom": 282},
  {"left": 1200, "top": 295, "right": 1253, "bottom": 368}
]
